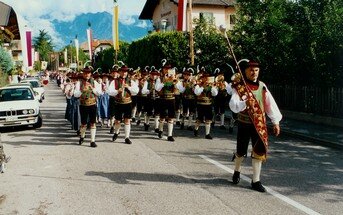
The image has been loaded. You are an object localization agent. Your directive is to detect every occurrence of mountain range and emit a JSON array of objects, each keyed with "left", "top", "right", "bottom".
[{"left": 51, "top": 12, "right": 152, "bottom": 49}]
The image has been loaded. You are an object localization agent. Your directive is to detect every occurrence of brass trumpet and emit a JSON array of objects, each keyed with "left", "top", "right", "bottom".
[{"left": 215, "top": 74, "right": 226, "bottom": 90}]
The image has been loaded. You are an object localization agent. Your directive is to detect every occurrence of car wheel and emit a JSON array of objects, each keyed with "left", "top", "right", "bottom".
[{"left": 33, "top": 114, "right": 43, "bottom": 128}]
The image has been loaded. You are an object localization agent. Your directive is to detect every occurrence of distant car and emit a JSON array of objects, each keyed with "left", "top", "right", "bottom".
[
  {"left": 20, "top": 79, "right": 45, "bottom": 102},
  {"left": 0, "top": 85, "right": 42, "bottom": 128}
]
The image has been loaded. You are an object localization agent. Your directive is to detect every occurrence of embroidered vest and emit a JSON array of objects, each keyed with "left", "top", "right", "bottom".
[
  {"left": 79, "top": 79, "right": 97, "bottom": 106},
  {"left": 114, "top": 78, "right": 132, "bottom": 104},
  {"left": 137, "top": 79, "right": 146, "bottom": 97},
  {"left": 238, "top": 82, "right": 265, "bottom": 124},
  {"left": 197, "top": 86, "right": 212, "bottom": 105},
  {"left": 183, "top": 81, "right": 196, "bottom": 99},
  {"left": 160, "top": 78, "right": 175, "bottom": 100},
  {"left": 147, "top": 79, "right": 157, "bottom": 99}
]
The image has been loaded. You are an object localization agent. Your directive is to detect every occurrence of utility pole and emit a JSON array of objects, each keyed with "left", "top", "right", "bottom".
[{"left": 189, "top": 0, "right": 194, "bottom": 66}]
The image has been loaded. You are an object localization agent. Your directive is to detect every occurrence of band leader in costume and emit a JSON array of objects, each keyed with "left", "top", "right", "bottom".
[
  {"left": 229, "top": 60, "right": 282, "bottom": 192},
  {"left": 73, "top": 67, "right": 103, "bottom": 147}
]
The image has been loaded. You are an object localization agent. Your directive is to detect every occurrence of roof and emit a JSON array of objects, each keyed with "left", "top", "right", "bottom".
[
  {"left": 93, "top": 39, "right": 113, "bottom": 49},
  {"left": 139, "top": 0, "right": 236, "bottom": 20},
  {"left": 80, "top": 39, "right": 113, "bottom": 51},
  {"left": 192, "top": 0, "right": 235, "bottom": 6},
  {"left": 0, "top": 2, "right": 20, "bottom": 40},
  {"left": 1, "top": 84, "right": 33, "bottom": 90},
  {"left": 0, "top": 2, "right": 11, "bottom": 26}
]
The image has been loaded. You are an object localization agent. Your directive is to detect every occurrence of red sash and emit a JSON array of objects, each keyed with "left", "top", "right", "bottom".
[{"left": 232, "top": 76, "right": 269, "bottom": 160}]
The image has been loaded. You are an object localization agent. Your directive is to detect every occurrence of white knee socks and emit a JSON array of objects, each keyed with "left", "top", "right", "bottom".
[
  {"left": 252, "top": 159, "right": 262, "bottom": 182},
  {"left": 124, "top": 124, "right": 131, "bottom": 139},
  {"left": 168, "top": 122, "right": 173, "bottom": 136},
  {"left": 205, "top": 123, "right": 211, "bottom": 135},
  {"left": 115, "top": 123, "right": 121, "bottom": 134},
  {"left": 220, "top": 114, "right": 225, "bottom": 126},
  {"left": 80, "top": 126, "right": 86, "bottom": 138},
  {"left": 90, "top": 127, "right": 96, "bottom": 142},
  {"left": 234, "top": 155, "right": 244, "bottom": 172}
]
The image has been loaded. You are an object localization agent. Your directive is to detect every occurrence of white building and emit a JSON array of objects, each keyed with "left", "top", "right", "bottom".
[{"left": 139, "top": 0, "right": 237, "bottom": 32}]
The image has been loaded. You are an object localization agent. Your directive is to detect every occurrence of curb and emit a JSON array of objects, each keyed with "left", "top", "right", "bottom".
[{"left": 281, "top": 129, "right": 343, "bottom": 151}]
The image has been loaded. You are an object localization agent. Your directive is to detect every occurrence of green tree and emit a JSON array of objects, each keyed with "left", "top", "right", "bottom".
[
  {"left": 232, "top": 0, "right": 343, "bottom": 87},
  {"left": 127, "top": 31, "right": 189, "bottom": 69},
  {"left": 127, "top": 20, "right": 230, "bottom": 73},
  {"left": 93, "top": 41, "right": 130, "bottom": 73},
  {"left": 300, "top": 0, "right": 343, "bottom": 86},
  {"left": 33, "top": 30, "right": 54, "bottom": 62},
  {"left": 117, "top": 41, "right": 130, "bottom": 65},
  {"left": 193, "top": 16, "right": 231, "bottom": 74},
  {"left": 0, "top": 47, "right": 14, "bottom": 73},
  {"left": 58, "top": 44, "right": 89, "bottom": 70},
  {"left": 0, "top": 68, "right": 9, "bottom": 87}
]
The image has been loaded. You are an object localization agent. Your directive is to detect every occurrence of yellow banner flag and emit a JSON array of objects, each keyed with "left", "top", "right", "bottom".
[{"left": 113, "top": 5, "right": 119, "bottom": 51}]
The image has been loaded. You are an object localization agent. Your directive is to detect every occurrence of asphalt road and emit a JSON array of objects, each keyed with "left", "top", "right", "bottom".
[{"left": 0, "top": 82, "right": 342, "bottom": 215}]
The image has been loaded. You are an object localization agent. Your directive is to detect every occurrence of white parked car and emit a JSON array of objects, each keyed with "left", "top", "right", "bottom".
[
  {"left": 0, "top": 85, "right": 42, "bottom": 128},
  {"left": 20, "top": 78, "right": 45, "bottom": 102},
  {"left": 7, "top": 83, "right": 42, "bottom": 103}
]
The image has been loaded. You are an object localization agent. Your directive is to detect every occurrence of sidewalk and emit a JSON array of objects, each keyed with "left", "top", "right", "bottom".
[
  {"left": 224, "top": 111, "right": 343, "bottom": 150},
  {"left": 279, "top": 118, "right": 343, "bottom": 150}
]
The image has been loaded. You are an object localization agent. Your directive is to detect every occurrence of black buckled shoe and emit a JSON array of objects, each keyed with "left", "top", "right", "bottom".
[
  {"left": 194, "top": 129, "right": 199, "bottom": 137},
  {"left": 232, "top": 171, "right": 240, "bottom": 184},
  {"left": 205, "top": 134, "right": 213, "bottom": 140},
  {"left": 125, "top": 138, "right": 132, "bottom": 144},
  {"left": 167, "top": 136, "right": 175, "bottom": 142},
  {"left": 110, "top": 127, "right": 114, "bottom": 134},
  {"left": 90, "top": 142, "right": 97, "bottom": 147},
  {"left": 79, "top": 137, "right": 84, "bottom": 145},
  {"left": 112, "top": 133, "right": 118, "bottom": 141},
  {"left": 136, "top": 120, "right": 141, "bottom": 126},
  {"left": 158, "top": 131, "right": 163, "bottom": 139},
  {"left": 251, "top": 181, "right": 266, "bottom": 193}
]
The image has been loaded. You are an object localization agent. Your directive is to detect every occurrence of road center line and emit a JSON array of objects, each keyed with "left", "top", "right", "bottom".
[{"left": 199, "top": 155, "right": 320, "bottom": 215}]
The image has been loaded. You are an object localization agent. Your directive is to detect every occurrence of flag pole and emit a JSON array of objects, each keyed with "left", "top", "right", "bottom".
[
  {"left": 75, "top": 35, "right": 79, "bottom": 71},
  {"left": 189, "top": 0, "right": 194, "bottom": 66},
  {"left": 113, "top": 0, "right": 119, "bottom": 64},
  {"left": 86, "top": 21, "right": 93, "bottom": 67}
]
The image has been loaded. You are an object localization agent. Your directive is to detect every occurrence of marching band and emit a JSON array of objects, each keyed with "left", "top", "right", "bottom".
[{"left": 60, "top": 60, "right": 237, "bottom": 146}]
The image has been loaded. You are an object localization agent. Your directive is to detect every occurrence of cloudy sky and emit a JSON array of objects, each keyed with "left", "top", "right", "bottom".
[
  {"left": 3, "top": 0, "right": 145, "bottom": 19},
  {"left": 2, "top": 0, "right": 146, "bottom": 46}
]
